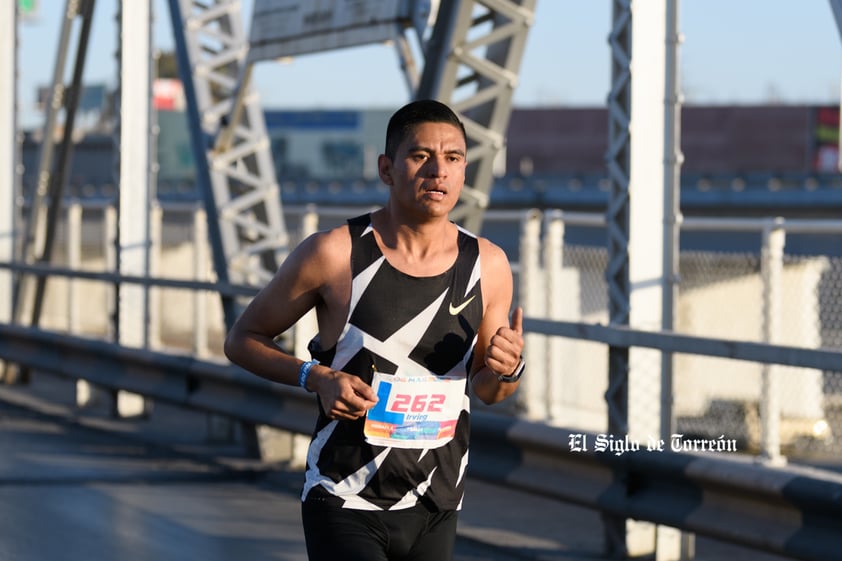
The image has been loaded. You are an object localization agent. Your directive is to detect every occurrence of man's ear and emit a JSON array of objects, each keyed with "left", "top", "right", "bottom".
[{"left": 378, "top": 154, "right": 393, "bottom": 186}]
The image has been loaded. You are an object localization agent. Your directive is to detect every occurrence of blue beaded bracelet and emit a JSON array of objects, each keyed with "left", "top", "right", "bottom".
[{"left": 298, "top": 359, "right": 319, "bottom": 392}]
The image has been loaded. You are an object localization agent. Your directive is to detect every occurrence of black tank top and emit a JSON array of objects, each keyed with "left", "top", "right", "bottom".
[{"left": 302, "top": 213, "right": 483, "bottom": 511}]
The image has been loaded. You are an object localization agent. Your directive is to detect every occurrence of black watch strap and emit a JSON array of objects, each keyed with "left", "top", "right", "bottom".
[{"left": 497, "top": 357, "right": 525, "bottom": 383}]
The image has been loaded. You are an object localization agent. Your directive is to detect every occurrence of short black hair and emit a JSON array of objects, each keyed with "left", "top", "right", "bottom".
[{"left": 384, "top": 99, "right": 467, "bottom": 160}]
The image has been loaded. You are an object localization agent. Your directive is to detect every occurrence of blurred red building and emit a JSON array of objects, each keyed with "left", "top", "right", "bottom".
[{"left": 505, "top": 105, "right": 839, "bottom": 176}]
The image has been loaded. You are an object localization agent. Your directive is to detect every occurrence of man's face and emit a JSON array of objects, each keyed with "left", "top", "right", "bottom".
[{"left": 379, "top": 121, "right": 467, "bottom": 219}]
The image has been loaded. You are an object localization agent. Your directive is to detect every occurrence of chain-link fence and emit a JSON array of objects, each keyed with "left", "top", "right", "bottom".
[
  {"left": 499, "top": 210, "right": 842, "bottom": 464},
  {"left": 20, "top": 203, "right": 842, "bottom": 463}
]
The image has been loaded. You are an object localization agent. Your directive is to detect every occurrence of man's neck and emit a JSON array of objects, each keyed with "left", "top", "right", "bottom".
[{"left": 371, "top": 208, "right": 457, "bottom": 274}]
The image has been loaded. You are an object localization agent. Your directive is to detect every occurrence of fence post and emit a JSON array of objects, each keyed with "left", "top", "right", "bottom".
[
  {"left": 66, "top": 201, "right": 82, "bottom": 335},
  {"left": 249, "top": 205, "right": 318, "bottom": 467},
  {"left": 193, "top": 206, "right": 209, "bottom": 359},
  {"left": 760, "top": 218, "right": 786, "bottom": 465},
  {"left": 293, "top": 206, "right": 320, "bottom": 360},
  {"left": 107, "top": 203, "right": 147, "bottom": 416},
  {"left": 77, "top": 204, "right": 117, "bottom": 409},
  {"left": 191, "top": 203, "right": 235, "bottom": 441},
  {"left": 543, "top": 210, "right": 564, "bottom": 422},
  {"left": 148, "top": 202, "right": 162, "bottom": 349},
  {"left": 518, "top": 209, "right": 546, "bottom": 420},
  {"left": 104, "top": 205, "right": 117, "bottom": 339}
]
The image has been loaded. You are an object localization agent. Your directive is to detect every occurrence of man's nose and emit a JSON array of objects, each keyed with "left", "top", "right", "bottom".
[{"left": 426, "top": 155, "right": 446, "bottom": 176}]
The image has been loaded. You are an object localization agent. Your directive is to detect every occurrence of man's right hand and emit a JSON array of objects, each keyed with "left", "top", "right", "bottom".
[{"left": 310, "top": 367, "right": 379, "bottom": 421}]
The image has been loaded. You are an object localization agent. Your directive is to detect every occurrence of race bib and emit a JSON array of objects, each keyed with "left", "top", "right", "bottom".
[{"left": 364, "top": 372, "right": 467, "bottom": 449}]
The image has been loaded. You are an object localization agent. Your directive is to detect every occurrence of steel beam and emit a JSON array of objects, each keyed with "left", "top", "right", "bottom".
[
  {"left": 661, "top": 0, "right": 683, "bottom": 448},
  {"left": 109, "top": 0, "right": 155, "bottom": 417},
  {"left": 605, "top": 0, "right": 632, "bottom": 447},
  {"left": 660, "top": 3, "right": 691, "bottom": 556},
  {"left": 0, "top": 0, "right": 16, "bottom": 337},
  {"left": 168, "top": 0, "right": 289, "bottom": 332},
  {"left": 418, "top": 0, "right": 536, "bottom": 234},
  {"left": 116, "top": 1, "right": 154, "bottom": 350},
  {"left": 604, "top": 0, "right": 671, "bottom": 556}
]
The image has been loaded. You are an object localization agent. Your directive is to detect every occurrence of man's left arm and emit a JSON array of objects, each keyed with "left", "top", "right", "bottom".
[{"left": 469, "top": 241, "right": 525, "bottom": 405}]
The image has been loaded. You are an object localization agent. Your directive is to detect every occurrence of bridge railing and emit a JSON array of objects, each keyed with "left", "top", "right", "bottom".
[
  {"left": 0, "top": 205, "right": 842, "bottom": 559},
  {"left": 0, "top": 319, "right": 841, "bottom": 561},
  {"left": 3, "top": 201, "right": 842, "bottom": 559},
  {"left": 4, "top": 200, "right": 842, "bottom": 462},
  {"left": 509, "top": 209, "right": 842, "bottom": 465}
]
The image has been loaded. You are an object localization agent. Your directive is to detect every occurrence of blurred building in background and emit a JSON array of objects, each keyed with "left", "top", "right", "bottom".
[{"left": 18, "top": 78, "right": 842, "bottom": 218}]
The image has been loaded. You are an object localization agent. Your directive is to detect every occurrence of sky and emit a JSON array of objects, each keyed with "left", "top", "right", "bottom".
[{"left": 14, "top": 0, "right": 842, "bottom": 129}]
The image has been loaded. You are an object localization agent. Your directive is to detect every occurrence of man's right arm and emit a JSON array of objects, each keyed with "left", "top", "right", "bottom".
[
  {"left": 223, "top": 227, "right": 378, "bottom": 419},
  {"left": 223, "top": 230, "right": 331, "bottom": 387}
]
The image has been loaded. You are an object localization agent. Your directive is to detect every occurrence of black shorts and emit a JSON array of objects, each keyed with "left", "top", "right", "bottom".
[{"left": 301, "top": 498, "right": 458, "bottom": 561}]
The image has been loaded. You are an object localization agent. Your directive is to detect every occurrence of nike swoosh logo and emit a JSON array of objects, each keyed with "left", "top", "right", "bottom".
[{"left": 448, "top": 295, "right": 476, "bottom": 315}]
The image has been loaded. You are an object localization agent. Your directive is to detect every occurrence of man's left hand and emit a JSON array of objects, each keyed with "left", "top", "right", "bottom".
[{"left": 484, "top": 306, "right": 524, "bottom": 377}]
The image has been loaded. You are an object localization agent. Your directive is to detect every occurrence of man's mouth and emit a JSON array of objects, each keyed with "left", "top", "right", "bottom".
[{"left": 424, "top": 185, "right": 447, "bottom": 197}]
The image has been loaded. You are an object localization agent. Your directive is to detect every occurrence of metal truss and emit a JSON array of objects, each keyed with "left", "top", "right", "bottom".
[
  {"left": 418, "top": 0, "right": 536, "bottom": 234},
  {"left": 168, "top": 0, "right": 289, "bottom": 331},
  {"left": 603, "top": 1, "right": 632, "bottom": 556},
  {"left": 605, "top": 0, "right": 632, "bottom": 437}
]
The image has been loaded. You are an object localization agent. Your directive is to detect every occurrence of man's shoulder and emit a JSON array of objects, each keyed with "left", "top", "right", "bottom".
[
  {"left": 475, "top": 235, "right": 507, "bottom": 262},
  {"left": 295, "top": 223, "right": 352, "bottom": 264}
]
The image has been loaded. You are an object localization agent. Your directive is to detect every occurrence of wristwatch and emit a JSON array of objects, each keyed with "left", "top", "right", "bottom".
[{"left": 497, "top": 357, "right": 525, "bottom": 383}]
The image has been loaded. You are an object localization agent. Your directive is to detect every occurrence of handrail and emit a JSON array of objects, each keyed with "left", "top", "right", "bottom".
[
  {"left": 0, "top": 321, "right": 840, "bottom": 561},
  {"left": 0, "top": 260, "right": 260, "bottom": 298},
  {"left": 0, "top": 322, "right": 317, "bottom": 435},
  {"left": 523, "top": 318, "right": 842, "bottom": 371}
]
